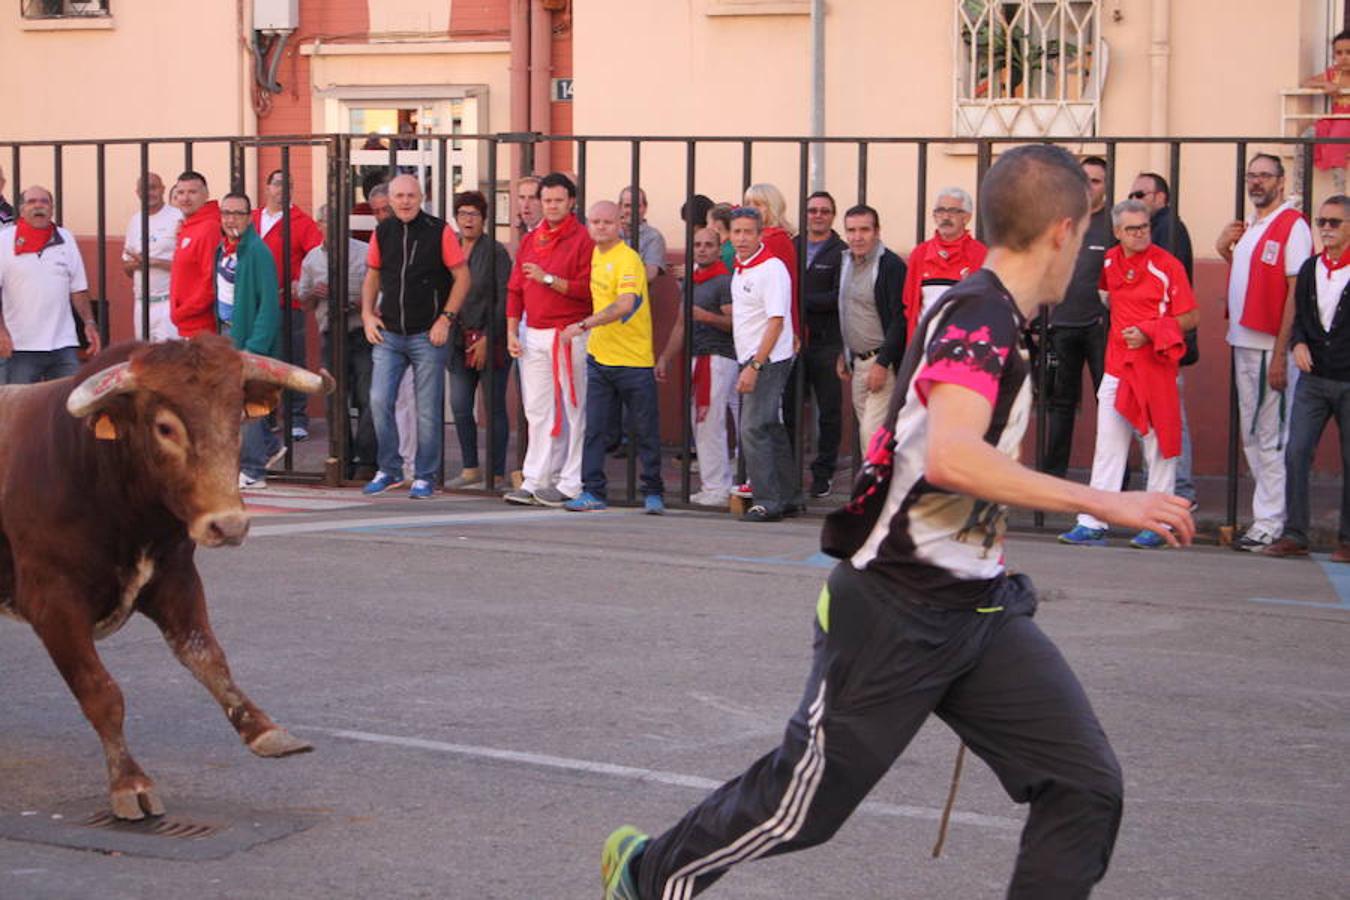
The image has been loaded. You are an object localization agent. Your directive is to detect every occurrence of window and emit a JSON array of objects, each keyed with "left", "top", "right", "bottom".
[
  {"left": 954, "top": 0, "right": 1104, "bottom": 139},
  {"left": 21, "top": 0, "right": 109, "bottom": 18}
]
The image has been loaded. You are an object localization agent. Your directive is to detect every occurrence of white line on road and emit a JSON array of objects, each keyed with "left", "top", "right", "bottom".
[
  {"left": 250, "top": 510, "right": 561, "bottom": 536},
  {"left": 303, "top": 726, "right": 1022, "bottom": 833}
]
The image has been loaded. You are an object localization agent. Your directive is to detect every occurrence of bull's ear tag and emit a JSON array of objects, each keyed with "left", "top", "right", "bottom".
[
  {"left": 93, "top": 414, "right": 119, "bottom": 440},
  {"left": 243, "top": 401, "right": 272, "bottom": 418}
]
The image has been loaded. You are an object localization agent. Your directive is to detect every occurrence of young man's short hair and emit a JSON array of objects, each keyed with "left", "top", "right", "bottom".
[
  {"left": 979, "top": 145, "right": 1090, "bottom": 252},
  {"left": 220, "top": 191, "right": 251, "bottom": 211},
  {"left": 1249, "top": 153, "right": 1285, "bottom": 178},
  {"left": 1138, "top": 171, "right": 1170, "bottom": 201},
  {"left": 176, "top": 170, "right": 209, "bottom": 191},
  {"left": 539, "top": 172, "right": 577, "bottom": 198},
  {"left": 709, "top": 203, "right": 735, "bottom": 229},
  {"left": 1080, "top": 155, "right": 1108, "bottom": 171},
  {"left": 806, "top": 190, "right": 836, "bottom": 213}
]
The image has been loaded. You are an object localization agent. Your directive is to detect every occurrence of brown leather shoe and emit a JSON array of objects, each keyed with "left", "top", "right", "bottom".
[
  {"left": 1330, "top": 543, "right": 1350, "bottom": 564},
  {"left": 1262, "top": 537, "right": 1310, "bottom": 558}
]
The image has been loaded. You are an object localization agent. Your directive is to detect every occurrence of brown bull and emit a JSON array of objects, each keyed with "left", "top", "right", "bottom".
[{"left": 0, "top": 335, "right": 332, "bottom": 820}]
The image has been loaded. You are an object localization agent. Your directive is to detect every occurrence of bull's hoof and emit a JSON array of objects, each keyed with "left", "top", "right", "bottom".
[
  {"left": 248, "top": 727, "right": 314, "bottom": 758},
  {"left": 110, "top": 783, "right": 165, "bottom": 821}
]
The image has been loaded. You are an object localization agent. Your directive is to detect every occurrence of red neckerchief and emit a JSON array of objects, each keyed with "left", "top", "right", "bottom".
[
  {"left": 693, "top": 260, "right": 729, "bottom": 284},
  {"left": 221, "top": 235, "right": 241, "bottom": 255},
  {"left": 933, "top": 230, "right": 979, "bottom": 264},
  {"left": 734, "top": 244, "right": 771, "bottom": 273},
  {"left": 532, "top": 214, "right": 580, "bottom": 261},
  {"left": 1322, "top": 246, "right": 1350, "bottom": 274},
  {"left": 13, "top": 219, "right": 54, "bottom": 255}
]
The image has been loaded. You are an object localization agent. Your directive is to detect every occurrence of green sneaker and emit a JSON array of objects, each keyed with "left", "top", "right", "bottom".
[{"left": 601, "top": 825, "right": 648, "bottom": 900}]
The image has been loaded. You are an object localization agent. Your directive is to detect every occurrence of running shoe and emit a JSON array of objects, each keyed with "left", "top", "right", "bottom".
[
  {"left": 361, "top": 472, "right": 405, "bottom": 495},
  {"left": 1128, "top": 529, "right": 1166, "bottom": 549},
  {"left": 238, "top": 471, "right": 267, "bottom": 491},
  {"left": 564, "top": 491, "right": 608, "bottom": 512},
  {"left": 741, "top": 504, "right": 782, "bottom": 523},
  {"left": 689, "top": 490, "right": 730, "bottom": 507},
  {"left": 409, "top": 479, "right": 435, "bottom": 499},
  {"left": 1232, "top": 528, "right": 1276, "bottom": 552},
  {"left": 291, "top": 425, "right": 309, "bottom": 441},
  {"left": 643, "top": 494, "right": 666, "bottom": 516},
  {"left": 504, "top": 488, "right": 540, "bottom": 506},
  {"left": 811, "top": 476, "right": 832, "bottom": 499},
  {"left": 601, "top": 826, "right": 648, "bottom": 900},
  {"left": 1058, "top": 524, "right": 1108, "bottom": 546},
  {"left": 534, "top": 486, "right": 573, "bottom": 508}
]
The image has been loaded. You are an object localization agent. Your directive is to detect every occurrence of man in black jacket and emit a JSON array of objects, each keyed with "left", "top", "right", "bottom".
[
  {"left": 786, "top": 191, "right": 848, "bottom": 498},
  {"left": 836, "top": 203, "right": 907, "bottom": 447},
  {"left": 1265, "top": 195, "right": 1350, "bottom": 561},
  {"left": 359, "top": 173, "right": 471, "bottom": 498}
]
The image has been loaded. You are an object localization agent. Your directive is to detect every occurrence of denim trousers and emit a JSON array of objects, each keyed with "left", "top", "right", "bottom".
[
  {"left": 370, "top": 330, "right": 448, "bottom": 482},
  {"left": 739, "top": 357, "right": 799, "bottom": 514},
  {"left": 581, "top": 357, "right": 664, "bottom": 499},
  {"left": 447, "top": 341, "right": 511, "bottom": 477},
  {"left": 1283, "top": 373, "right": 1350, "bottom": 545},
  {"left": 240, "top": 417, "right": 284, "bottom": 479},
  {"left": 282, "top": 307, "right": 310, "bottom": 429},
  {"left": 6, "top": 348, "right": 80, "bottom": 384}
]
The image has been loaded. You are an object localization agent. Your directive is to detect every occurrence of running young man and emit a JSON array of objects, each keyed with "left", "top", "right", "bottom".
[{"left": 601, "top": 144, "right": 1195, "bottom": 900}]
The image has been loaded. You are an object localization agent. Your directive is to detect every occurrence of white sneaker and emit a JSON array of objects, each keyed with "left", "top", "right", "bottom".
[
  {"left": 239, "top": 471, "right": 267, "bottom": 490},
  {"left": 690, "top": 490, "right": 730, "bottom": 507}
]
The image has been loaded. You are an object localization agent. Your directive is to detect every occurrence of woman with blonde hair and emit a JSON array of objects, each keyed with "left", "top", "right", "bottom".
[{"left": 743, "top": 183, "right": 801, "bottom": 346}]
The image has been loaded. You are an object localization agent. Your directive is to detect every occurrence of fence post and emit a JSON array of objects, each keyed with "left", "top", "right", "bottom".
[
  {"left": 139, "top": 142, "right": 151, "bottom": 342},
  {"left": 95, "top": 142, "right": 107, "bottom": 345},
  {"left": 326, "top": 134, "right": 349, "bottom": 486},
  {"left": 1227, "top": 141, "right": 1248, "bottom": 535},
  {"left": 680, "top": 139, "right": 697, "bottom": 503}
]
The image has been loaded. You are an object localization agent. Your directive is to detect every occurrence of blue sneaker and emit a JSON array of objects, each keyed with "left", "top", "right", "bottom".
[
  {"left": 362, "top": 472, "right": 406, "bottom": 495},
  {"left": 1058, "top": 524, "right": 1108, "bottom": 546},
  {"left": 1129, "top": 529, "right": 1166, "bottom": 549},
  {"left": 564, "top": 491, "right": 608, "bottom": 512},
  {"left": 643, "top": 494, "right": 666, "bottom": 516},
  {"left": 409, "top": 479, "right": 435, "bottom": 499},
  {"left": 601, "top": 826, "right": 648, "bottom": 900}
]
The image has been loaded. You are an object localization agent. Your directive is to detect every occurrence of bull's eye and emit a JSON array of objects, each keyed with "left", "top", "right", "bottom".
[{"left": 156, "top": 422, "right": 175, "bottom": 439}]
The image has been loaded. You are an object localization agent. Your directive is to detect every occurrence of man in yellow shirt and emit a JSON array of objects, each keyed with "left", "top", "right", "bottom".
[{"left": 560, "top": 201, "right": 665, "bottom": 514}]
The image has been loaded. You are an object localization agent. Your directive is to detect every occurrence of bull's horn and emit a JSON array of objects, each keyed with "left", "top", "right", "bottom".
[
  {"left": 66, "top": 362, "right": 137, "bottom": 417},
  {"left": 240, "top": 353, "right": 335, "bottom": 395}
]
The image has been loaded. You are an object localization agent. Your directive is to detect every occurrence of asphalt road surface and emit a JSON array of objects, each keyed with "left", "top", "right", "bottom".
[{"left": 2, "top": 488, "right": 1346, "bottom": 899}]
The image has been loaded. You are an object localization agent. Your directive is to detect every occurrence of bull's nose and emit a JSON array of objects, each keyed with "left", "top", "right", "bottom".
[{"left": 199, "top": 511, "right": 250, "bottom": 546}]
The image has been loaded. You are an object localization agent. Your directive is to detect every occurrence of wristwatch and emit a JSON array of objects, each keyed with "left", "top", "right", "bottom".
[
  {"left": 441, "top": 310, "right": 457, "bottom": 323},
  {"left": 543, "top": 274, "right": 556, "bottom": 286},
  {"left": 749, "top": 359, "right": 765, "bottom": 372}
]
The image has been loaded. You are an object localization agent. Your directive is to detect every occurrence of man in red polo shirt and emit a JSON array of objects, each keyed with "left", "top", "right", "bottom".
[
  {"left": 252, "top": 169, "right": 324, "bottom": 440},
  {"left": 168, "top": 171, "right": 222, "bottom": 338},
  {"left": 901, "top": 186, "right": 987, "bottom": 335},
  {"left": 1060, "top": 198, "right": 1199, "bottom": 549},
  {"left": 503, "top": 172, "right": 595, "bottom": 507}
]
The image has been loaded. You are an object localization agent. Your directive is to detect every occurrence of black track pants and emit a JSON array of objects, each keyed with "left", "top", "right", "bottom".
[{"left": 635, "top": 565, "right": 1123, "bottom": 900}]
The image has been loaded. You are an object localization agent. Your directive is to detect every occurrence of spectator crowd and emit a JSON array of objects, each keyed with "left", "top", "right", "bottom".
[{"left": 0, "top": 140, "right": 1345, "bottom": 554}]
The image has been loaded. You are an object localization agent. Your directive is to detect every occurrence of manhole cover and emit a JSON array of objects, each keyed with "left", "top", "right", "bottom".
[{"left": 0, "top": 797, "right": 317, "bottom": 860}]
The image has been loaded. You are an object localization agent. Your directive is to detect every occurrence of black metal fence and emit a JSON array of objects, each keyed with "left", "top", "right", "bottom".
[{"left": 2, "top": 131, "right": 1341, "bottom": 532}]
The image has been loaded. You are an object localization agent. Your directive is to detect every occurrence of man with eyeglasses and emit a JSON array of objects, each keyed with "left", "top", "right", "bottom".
[
  {"left": 1059, "top": 199, "right": 1198, "bottom": 549},
  {"left": 1216, "top": 153, "right": 1314, "bottom": 551},
  {"left": 788, "top": 190, "right": 847, "bottom": 498},
  {"left": 901, "top": 186, "right": 986, "bottom": 336},
  {"left": 1043, "top": 155, "right": 1112, "bottom": 479},
  {"left": 1264, "top": 196, "right": 1350, "bottom": 563}
]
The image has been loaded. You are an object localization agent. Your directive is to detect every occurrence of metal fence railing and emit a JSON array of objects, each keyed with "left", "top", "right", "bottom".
[{"left": 3, "top": 131, "right": 1345, "bottom": 533}]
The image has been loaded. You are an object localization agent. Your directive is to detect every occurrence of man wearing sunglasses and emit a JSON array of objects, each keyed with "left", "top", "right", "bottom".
[
  {"left": 1264, "top": 196, "right": 1350, "bottom": 563},
  {"left": 1216, "top": 153, "right": 1314, "bottom": 551}
]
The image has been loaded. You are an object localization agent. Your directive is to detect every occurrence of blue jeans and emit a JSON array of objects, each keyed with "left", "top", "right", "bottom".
[
  {"left": 241, "top": 417, "right": 283, "bottom": 479},
  {"left": 447, "top": 342, "right": 511, "bottom": 477},
  {"left": 739, "top": 357, "right": 799, "bottom": 514},
  {"left": 371, "top": 330, "right": 448, "bottom": 482},
  {"left": 7, "top": 348, "right": 79, "bottom": 384},
  {"left": 581, "top": 357, "right": 664, "bottom": 499},
  {"left": 1283, "top": 373, "right": 1350, "bottom": 545}
]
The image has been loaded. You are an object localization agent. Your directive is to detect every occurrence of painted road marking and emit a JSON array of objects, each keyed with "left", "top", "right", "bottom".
[
  {"left": 251, "top": 510, "right": 560, "bottom": 537},
  {"left": 1250, "top": 555, "right": 1350, "bottom": 610},
  {"left": 715, "top": 551, "right": 836, "bottom": 569},
  {"left": 304, "top": 726, "right": 1022, "bottom": 833}
]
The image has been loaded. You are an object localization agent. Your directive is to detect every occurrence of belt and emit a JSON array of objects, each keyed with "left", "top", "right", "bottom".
[{"left": 853, "top": 348, "right": 881, "bottom": 361}]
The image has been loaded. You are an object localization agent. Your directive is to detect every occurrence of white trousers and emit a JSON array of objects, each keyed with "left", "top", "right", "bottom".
[
  {"left": 850, "top": 356, "right": 896, "bottom": 451},
  {"left": 692, "top": 354, "right": 740, "bottom": 494},
  {"left": 519, "top": 325, "right": 588, "bottom": 496},
  {"left": 1078, "top": 373, "right": 1178, "bottom": 530},
  {"left": 396, "top": 369, "right": 417, "bottom": 479},
  {"left": 134, "top": 296, "right": 179, "bottom": 342},
  {"left": 1233, "top": 346, "right": 1298, "bottom": 536}
]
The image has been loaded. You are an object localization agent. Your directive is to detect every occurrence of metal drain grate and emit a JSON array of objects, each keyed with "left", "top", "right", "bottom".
[
  {"left": 0, "top": 798, "right": 315, "bottom": 860},
  {"left": 81, "top": 810, "right": 224, "bottom": 840}
]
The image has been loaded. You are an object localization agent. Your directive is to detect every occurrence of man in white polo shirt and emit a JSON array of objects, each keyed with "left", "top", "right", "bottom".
[
  {"left": 1215, "top": 153, "right": 1314, "bottom": 551},
  {"left": 122, "top": 171, "right": 183, "bottom": 342},
  {"left": 0, "top": 185, "right": 101, "bottom": 383},
  {"left": 730, "top": 205, "right": 799, "bottom": 522}
]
